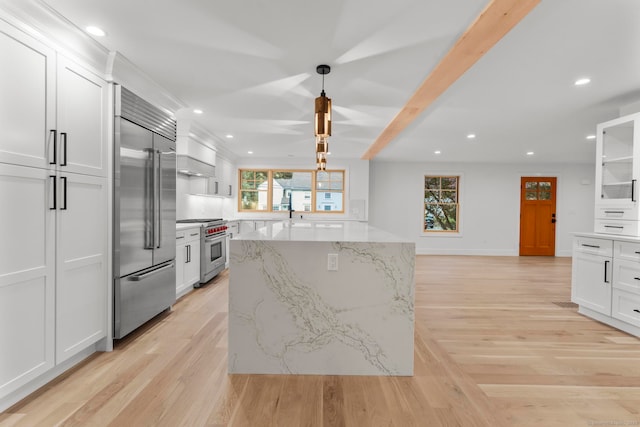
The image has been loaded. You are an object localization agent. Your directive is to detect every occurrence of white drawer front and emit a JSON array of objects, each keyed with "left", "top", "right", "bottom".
[
  {"left": 613, "top": 258, "right": 640, "bottom": 294},
  {"left": 614, "top": 241, "right": 640, "bottom": 262},
  {"left": 612, "top": 289, "right": 640, "bottom": 328},
  {"left": 596, "top": 206, "right": 635, "bottom": 220},
  {"left": 574, "top": 236, "right": 613, "bottom": 257},
  {"left": 594, "top": 219, "right": 639, "bottom": 236},
  {"left": 186, "top": 229, "right": 200, "bottom": 243}
]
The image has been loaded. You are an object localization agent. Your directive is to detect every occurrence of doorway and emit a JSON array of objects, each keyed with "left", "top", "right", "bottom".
[{"left": 519, "top": 177, "right": 557, "bottom": 256}]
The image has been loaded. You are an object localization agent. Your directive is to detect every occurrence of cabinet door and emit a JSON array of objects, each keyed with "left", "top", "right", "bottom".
[
  {"left": 175, "top": 240, "right": 185, "bottom": 296},
  {"left": 56, "top": 56, "right": 108, "bottom": 177},
  {"left": 0, "top": 164, "right": 55, "bottom": 399},
  {"left": 0, "top": 22, "right": 55, "bottom": 169},
  {"left": 184, "top": 241, "right": 201, "bottom": 287},
  {"left": 56, "top": 173, "right": 107, "bottom": 363},
  {"left": 572, "top": 252, "right": 612, "bottom": 315}
]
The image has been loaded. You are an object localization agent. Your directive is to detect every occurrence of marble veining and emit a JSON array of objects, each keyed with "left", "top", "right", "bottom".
[{"left": 229, "top": 226, "right": 415, "bottom": 376}]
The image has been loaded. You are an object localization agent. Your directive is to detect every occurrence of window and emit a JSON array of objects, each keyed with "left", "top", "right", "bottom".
[
  {"left": 240, "top": 170, "right": 269, "bottom": 211},
  {"left": 238, "top": 169, "right": 345, "bottom": 213},
  {"left": 315, "top": 171, "right": 343, "bottom": 212},
  {"left": 424, "top": 176, "right": 459, "bottom": 232},
  {"left": 271, "top": 171, "right": 312, "bottom": 212}
]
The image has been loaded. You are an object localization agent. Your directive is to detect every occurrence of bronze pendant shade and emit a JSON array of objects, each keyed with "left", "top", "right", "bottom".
[{"left": 314, "top": 64, "right": 331, "bottom": 170}]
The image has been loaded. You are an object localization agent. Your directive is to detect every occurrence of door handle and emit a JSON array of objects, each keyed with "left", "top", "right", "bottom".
[
  {"left": 49, "top": 130, "right": 57, "bottom": 165},
  {"left": 49, "top": 175, "right": 56, "bottom": 210},
  {"left": 129, "top": 263, "right": 174, "bottom": 281},
  {"left": 604, "top": 260, "right": 610, "bottom": 283},
  {"left": 60, "top": 132, "right": 67, "bottom": 166},
  {"left": 156, "top": 150, "right": 162, "bottom": 249},
  {"left": 60, "top": 176, "right": 67, "bottom": 210}
]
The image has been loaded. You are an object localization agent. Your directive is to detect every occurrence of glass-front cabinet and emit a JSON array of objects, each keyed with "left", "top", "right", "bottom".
[{"left": 595, "top": 111, "right": 640, "bottom": 235}]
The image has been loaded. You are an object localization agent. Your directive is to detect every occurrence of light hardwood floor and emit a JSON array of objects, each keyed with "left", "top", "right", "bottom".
[{"left": 2, "top": 256, "right": 640, "bottom": 426}]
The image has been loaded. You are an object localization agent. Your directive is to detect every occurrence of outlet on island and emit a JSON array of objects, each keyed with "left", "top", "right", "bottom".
[{"left": 327, "top": 253, "right": 339, "bottom": 271}]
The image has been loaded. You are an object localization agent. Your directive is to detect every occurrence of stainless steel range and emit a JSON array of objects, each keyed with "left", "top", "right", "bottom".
[{"left": 176, "top": 219, "right": 228, "bottom": 285}]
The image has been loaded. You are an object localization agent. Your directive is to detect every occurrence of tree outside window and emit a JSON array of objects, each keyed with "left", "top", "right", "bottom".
[
  {"left": 240, "top": 170, "right": 269, "bottom": 211},
  {"left": 424, "top": 176, "right": 459, "bottom": 232}
]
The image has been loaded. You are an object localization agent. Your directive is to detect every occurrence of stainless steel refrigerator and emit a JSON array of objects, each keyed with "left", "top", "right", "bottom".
[{"left": 113, "top": 85, "right": 176, "bottom": 339}]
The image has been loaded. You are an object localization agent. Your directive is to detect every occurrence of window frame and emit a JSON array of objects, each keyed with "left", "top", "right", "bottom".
[
  {"left": 237, "top": 168, "right": 345, "bottom": 214},
  {"left": 423, "top": 174, "right": 461, "bottom": 234}
]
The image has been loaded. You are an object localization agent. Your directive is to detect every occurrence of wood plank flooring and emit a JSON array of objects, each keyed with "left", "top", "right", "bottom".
[{"left": 2, "top": 255, "right": 640, "bottom": 426}]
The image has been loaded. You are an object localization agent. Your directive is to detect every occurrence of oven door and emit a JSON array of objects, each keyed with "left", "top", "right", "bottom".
[{"left": 201, "top": 233, "right": 226, "bottom": 283}]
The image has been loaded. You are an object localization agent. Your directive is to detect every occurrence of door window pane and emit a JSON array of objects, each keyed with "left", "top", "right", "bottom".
[
  {"left": 525, "top": 182, "right": 537, "bottom": 190},
  {"left": 526, "top": 191, "right": 537, "bottom": 200},
  {"left": 539, "top": 191, "right": 551, "bottom": 200}
]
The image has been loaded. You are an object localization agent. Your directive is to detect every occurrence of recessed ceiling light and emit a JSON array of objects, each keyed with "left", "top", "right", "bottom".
[
  {"left": 526, "top": 151, "right": 534, "bottom": 156},
  {"left": 574, "top": 77, "right": 591, "bottom": 86},
  {"left": 85, "top": 26, "right": 106, "bottom": 37},
  {"left": 225, "top": 134, "right": 233, "bottom": 139},
  {"left": 467, "top": 134, "right": 476, "bottom": 139},
  {"left": 247, "top": 151, "right": 253, "bottom": 154},
  {"left": 586, "top": 134, "right": 596, "bottom": 140},
  {"left": 193, "top": 109, "right": 203, "bottom": 114},
  {"left": 434, "top": 150, "right": 441, "bottom": 155}
]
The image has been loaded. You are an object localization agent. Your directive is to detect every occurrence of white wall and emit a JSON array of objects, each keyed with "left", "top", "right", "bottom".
[
  {"left": 369, "top": 161, "right": 595, "bottom": 256},
  {"left": 233, "top": 157, "right": 370, "bottom": 221}
]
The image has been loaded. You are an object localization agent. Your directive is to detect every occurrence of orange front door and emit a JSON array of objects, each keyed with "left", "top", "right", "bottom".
[{"left": 519, "top": 177, "right": 557, "bottom": 256}]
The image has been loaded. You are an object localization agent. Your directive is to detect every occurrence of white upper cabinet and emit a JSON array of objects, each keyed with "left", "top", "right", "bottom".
[
  {"left": 0, "top": 23, "right": 55, "bottom": 169},
  {"left": 56, "top": 56, "right": 108, "bottom": 177},
  {"left": 595, "top": 112, "right": 640, "bottom": 235},
  {"left": 0, "top": 21, "right": 107, "bottom": 177}
]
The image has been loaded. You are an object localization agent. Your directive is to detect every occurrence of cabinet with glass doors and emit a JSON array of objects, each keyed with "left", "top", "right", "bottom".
[{"left": 595, "top": 112, "right": 640, "bottom": 236}]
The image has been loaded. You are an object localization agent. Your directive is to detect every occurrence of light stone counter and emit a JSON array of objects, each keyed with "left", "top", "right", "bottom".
[{"left": 229, "top": 221, "right": 415, "bottom": 376}]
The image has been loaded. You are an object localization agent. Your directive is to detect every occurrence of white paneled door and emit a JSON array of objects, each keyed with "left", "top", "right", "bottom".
[{"left": 0, "top": 164, "right": 55, "bottom": 399}]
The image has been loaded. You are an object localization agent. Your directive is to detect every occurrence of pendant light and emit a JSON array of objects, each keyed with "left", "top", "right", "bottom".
[{"left": 315, "top": 64, "right": 331, "bottom": 171}]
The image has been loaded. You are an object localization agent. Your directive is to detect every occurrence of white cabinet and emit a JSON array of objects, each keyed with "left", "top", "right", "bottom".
[
  {"left": 572, "top": 234, "right": 640, "bottom": 337},
  {"left": 176, "top": 227, "right": 200, "bottom": 298},
  {"left": 0, "top": 19, "right": 108, "bottom": 400},
  {"left": 55, "top": 174, "right": 108, "bottom": 363},
  {"left": 572, "top": 237, "right": 612, "bottom": 315},
  {"left": 0, "top": 164, "right": 55, "bottom": 398},
  {"left": 0, "top": 24, "right": 107, "bottom": 177},
  {"left": 218, "top": 157, "right": 235, "bottom": 197},
  {"left": 594, "top": 112, "right": 640, "bottom": 235}
]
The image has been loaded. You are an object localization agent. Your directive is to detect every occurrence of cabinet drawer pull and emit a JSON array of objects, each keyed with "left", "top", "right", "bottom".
[
  {"left": 635, "top": 251, "right": 640, "bottom": 254},
  {"left": 581, "top": 244, "right": 600, "bottom": 248},
  {"left": 635, "top": 277, "right": 640, "bottom": 281},
  {"left": 176, "top": 236, "right": 185, "bottom": 240},
  {"left": 604, "top": 210, "right": 624, "bottom": 214},
  {"left": 190, "top": 232, "right": 199, "bottom": 237},
  {"left": 634, "top": 309, "right": 640, "bottom": 314},
  {"left": 604, "top": 225, "right": 624, "bottom": 229}
]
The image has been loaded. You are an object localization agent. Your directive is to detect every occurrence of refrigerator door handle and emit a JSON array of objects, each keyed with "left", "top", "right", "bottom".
[
  {"left": 156, "top": 150, "right": 162, "bottom": 249},
  {"left": 144, "top": 148, "right": 155, "bottom": 249},
  {"left": 128, "top": 262, "right": 175, "bottom": 281}
]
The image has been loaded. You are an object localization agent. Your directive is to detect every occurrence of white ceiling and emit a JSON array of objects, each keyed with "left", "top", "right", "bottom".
[{"left": 41, "top": 0, "right": 640, "bottom": 163}]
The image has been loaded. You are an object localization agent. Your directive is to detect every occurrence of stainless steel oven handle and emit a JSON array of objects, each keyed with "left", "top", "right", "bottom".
[{"left": 205, "top": 235, "right": 226, "bottom": 243}]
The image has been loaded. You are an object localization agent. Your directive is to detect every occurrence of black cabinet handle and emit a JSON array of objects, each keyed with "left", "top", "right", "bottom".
[
  {"left": 187, "top": 244, "right": 191, "bottom": 263},
  {"left": 49, "top": 175, "right": 56, "bottom": 210},
  {"left": 605, "top": 210, "right": 624, "bottom": 214},
  {"left": 634, "top": 277, "right": 640, "bottom": 281},
  {"left": 49, "top": 130, "right": 57, "bottom": 165},
  {"left": 634, "top": 309, "right": 640, "bottom": 314},
  {"left": 604, "top": 260, "right": 610, "bottom": 283},
  {"left": 60, "top": 132, "right": 67, "bottom": 166},
  {"left": 60, "top": 176, "right": 67, "bottom": 210},
  {"left": 582, "top": 244, "right": 600, "bottom": 248},
  {"left": 633, "top": 179, "right": 637, "bottom": 202},
  {"left": 604, "top": 225, "right": 624, "bottom": 229}
]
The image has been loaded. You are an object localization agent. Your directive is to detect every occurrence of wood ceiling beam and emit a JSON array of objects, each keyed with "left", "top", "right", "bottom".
[{"left": 361, "top": 0, "right": 541, "bottom": 160}]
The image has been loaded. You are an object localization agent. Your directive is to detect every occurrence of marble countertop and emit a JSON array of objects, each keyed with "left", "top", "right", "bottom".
[{"left": 234, "top": 220, "right": 410, "bottom": 243}]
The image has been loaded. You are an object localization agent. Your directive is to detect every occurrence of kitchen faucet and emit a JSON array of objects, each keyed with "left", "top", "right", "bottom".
[{"left": 288, "top": 191, "right": 294, "bottom": 219}]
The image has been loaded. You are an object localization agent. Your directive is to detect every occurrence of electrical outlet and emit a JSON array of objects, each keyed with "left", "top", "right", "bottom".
[{"left": 327, "top": 253, "right": 338, "bottom": 271}]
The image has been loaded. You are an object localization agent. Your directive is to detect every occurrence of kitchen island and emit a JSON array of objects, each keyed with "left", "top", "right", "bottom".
[{"left": 228, "top": 221, "right": 415, "bottom": 376}]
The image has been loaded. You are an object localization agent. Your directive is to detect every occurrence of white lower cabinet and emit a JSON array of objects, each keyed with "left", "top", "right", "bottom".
[
  {"left": 572, "top": 233, "right": 640, "bottom": 337},
  {"left": 176, "top": 228, "right": 200, "bottom": 298},
  {"left": 55, "top": 174, "right": 108, "bottom": 363},
  {"left": 0, "top": 164, "right": 55, "bottom": 399},
  {"left": 0, "top": 166, "right": 107, "bottom": 400}
]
